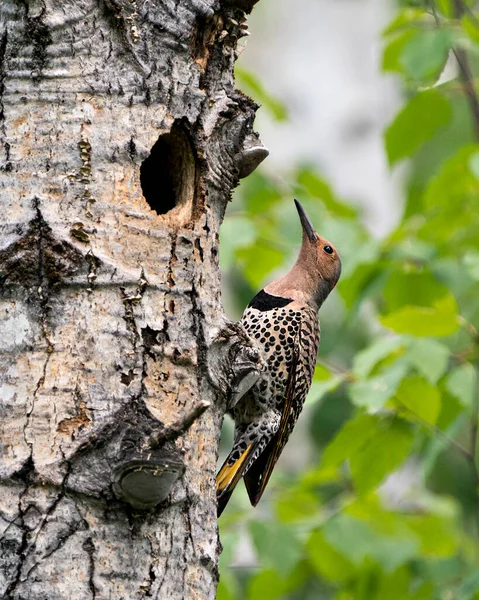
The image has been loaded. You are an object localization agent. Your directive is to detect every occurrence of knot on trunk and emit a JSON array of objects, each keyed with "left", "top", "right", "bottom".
[
  {"left": 234, "top": 132, "right": 269, "bottom": 179},
  {"left": 67, "top": 402, "right": 209, "bottom": 510}
]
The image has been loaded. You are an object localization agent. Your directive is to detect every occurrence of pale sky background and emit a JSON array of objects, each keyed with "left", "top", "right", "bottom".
[{"left": 238, "top": 0, "right": 403, "bottom": 236}]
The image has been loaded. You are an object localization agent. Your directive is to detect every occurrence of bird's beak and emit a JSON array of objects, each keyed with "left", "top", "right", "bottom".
[{"left": 294, "top": 199, "right": 318, "bottom": 243}]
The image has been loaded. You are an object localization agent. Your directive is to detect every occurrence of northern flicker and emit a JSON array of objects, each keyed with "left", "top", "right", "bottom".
[{"left": 216, "top": 199, "right": 342, "bottom": 516}]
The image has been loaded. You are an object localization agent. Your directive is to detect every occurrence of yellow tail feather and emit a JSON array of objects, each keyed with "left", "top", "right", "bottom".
[{"left": 216, "top": 445, "right": 254, "bottom": 515}]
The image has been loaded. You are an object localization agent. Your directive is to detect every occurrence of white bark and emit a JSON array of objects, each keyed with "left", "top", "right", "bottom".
[{"left": 0, "top": 1, "right": 264, "bottom": 598}]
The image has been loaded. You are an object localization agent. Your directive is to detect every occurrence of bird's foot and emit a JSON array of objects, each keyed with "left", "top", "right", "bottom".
[{"left": 207, "top": 321, "right": 265, "bottom": 409}]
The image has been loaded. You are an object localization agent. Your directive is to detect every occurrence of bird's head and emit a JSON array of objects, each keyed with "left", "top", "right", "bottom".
[{"left": 294, "top": 199, "right": 342, "bottom": 304}]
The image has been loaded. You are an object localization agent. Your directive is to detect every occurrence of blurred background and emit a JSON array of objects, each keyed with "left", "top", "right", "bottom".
[{"left": 218, "top": 0, "right": 479, "bottom": 599}]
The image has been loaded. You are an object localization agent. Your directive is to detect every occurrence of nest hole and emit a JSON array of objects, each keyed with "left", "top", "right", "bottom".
[{"left": 140, "top": 121, "right": 196, "bottom": 216}]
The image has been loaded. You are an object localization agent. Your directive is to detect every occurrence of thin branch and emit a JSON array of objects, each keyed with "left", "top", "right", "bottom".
[
  {"left": 316, "top": 358, "right": 352, "bottom": 379},
  {"left": 470, "top": 359, "right": 479, "bottom": 540},
  {"left": 430, "top": 1, "right": 479, "bottom": 536},
  {"left": 459, "top": 316, "right": 479, "bottom": 343},
  {"left": 398, "top": 403, "right": 479, "bottom": 543},
  {"left": 429, "top": 0, "right": 479, "bottom": 141},
  {"left": 451, "top": 47, "right": 479, "bottom": 141},
  {"left": 150, "top": 401, "right": 211, "bottom": 448},
  {"left": 470, "top": 361, "right": 479, "bottom": 461},
  {"left": 396, "top": 398, "right": 473, "bottom": 460},
  {"left": 463, "top": 4, "right": 479, "bottom": 30},
  {"left": 451, "top": 0, "right": 479, "bottom": 141}
]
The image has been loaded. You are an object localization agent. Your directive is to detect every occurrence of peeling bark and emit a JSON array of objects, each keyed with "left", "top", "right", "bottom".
[{"left": 0, "top": 1, "right": 266, "bottom": 598}]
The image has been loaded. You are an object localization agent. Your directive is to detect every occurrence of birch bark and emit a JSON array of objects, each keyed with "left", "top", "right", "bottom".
[{"left": 0, "top": 1, "right": 263, "bottom": 598}]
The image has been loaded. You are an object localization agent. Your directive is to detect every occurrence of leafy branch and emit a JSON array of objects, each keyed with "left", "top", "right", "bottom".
[{"left": 429, "top": 0, "right": 479, "bottom": 141}]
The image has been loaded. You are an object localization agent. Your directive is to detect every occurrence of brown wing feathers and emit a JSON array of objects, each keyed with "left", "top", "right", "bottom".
[{"left": 244, "top": 347, "right": 299, "bottom": 506}]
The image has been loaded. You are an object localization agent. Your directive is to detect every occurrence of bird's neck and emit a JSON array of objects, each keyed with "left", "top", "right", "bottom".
[{"left": 264, "top": 262, "right": 327, "bottom": 311}]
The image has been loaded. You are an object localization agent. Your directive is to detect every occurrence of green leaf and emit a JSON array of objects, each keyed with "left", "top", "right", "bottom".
[
  {"left": 385, "top": 90, "right": 452, "bottom": 165},
  {"left": 468, "top": 151, "right": 479, "bottom": 179},
  {"left": 339, "top": 262, "right": 384, "bottom": 309},
  {"left": 348, "top": 362, "right": 409, "bottom": 410},
  {"left": 375, "top": 567, "right": 411, "bottom": 600},
  {"left": 238, "top": 243, "right": 284, "bottom": 289},
  {"left": 236, "top": 67, "right": 288, "bottom": 122},
  {"left": 241, "top": 171, "right": 283, "bottom": 214},
  {"left": 352, "top": 336, "right": 404, "bottom": 379},
  {"left": 383, "top": 29, "right": 416, "bottom": 73},
  {"left": 217, "top": 573, "right": 238, "bottom": 600},
  {"left": 247, "top": 570, "right": 287, "bottom": 600},
  {"left": 383, "top": 270, "right": 452, "bottom": 312},
  {"left": 462, "top": 14, "right": 479, "bottom": 46},
  {"left": 296, "top": 169, "right": 356, "bottom": 218},
  {"left": 446, "top": 363, "right": 476, "bottom": 408},
  {"left": 456, "top": 569, "right": 479, "bottom": 600},
  {"left": 382, "top": 8, "right": 430, "bottom": 35},
  {"left": 313, "top": 363, "right": 333, "bottom": 381},
  {"left": 405, "top": 338, "right": 450, "bottom": 383},
  {"left": 388, "top": 238, "right": 436, "bottom": 262},
  {"left": 249, "top": 521, "right": 302, "bottom": 576},
  {"left": 411, "top": 584, "right": 435, "bottom": 600},
  {"left": 321, "top": 413, "right": 380, "bottom": 468},
  {"left": 306, "top": 375, "right": 343, "bottom": 406},
  {"left": 424, "top": 145, "right": 479, "bottom": 208},
  {"left": 217, "top": 581, "right": 234, "bottom": 600},
  {"left": 464, "top": 251, "right": 479, "bottom": 281},
  {"left": 395, "top": 375, "right": 441, "bottom": 424},
  {"left": 276, "top": 489, "right": 319, "bottom": 523},
  {"left": 380, "top": 295, "right": 459, "bottom": 337},
  {"left": 306, "top": 530, "right": 354, "bottom": 582},
  {"left": 423, "top": 416, "right": 464, "bottom": 477},
  {"left": 436, "top": 0, "right": 454, "bottom": 18},
  {"left": 433, "top": 257, "right": 478, "bottom": 296},
  {"left": 350, "top": 418, "right": 414, "bottom": 494},
  {"left": 323, "top": 514, "right": 418, "bottom": 571},
  {"left": 406, "top": 514, "right": 459, "bottom": 557},
  {"left": 399, "top": 29, "right": 452, "bottom": 82},
  {"left": 420, "top": 147, "right": 479, "bottom": 250},
  {"left": 220, "top": 217, "right": 257, "bottom": 269}
]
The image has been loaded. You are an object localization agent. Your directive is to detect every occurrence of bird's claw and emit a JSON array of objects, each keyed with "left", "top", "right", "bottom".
[{"left": 207, "top": 322, "right": 265, "bottom": 408}]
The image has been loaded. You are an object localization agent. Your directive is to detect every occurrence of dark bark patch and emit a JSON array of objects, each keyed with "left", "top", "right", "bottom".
[
  {"left": 0, "top": 206, "right": 86, "bottom": 290},
  {"left": 127, "top": 136, "right": 136, "bottom": 160},
  {"left": 11, "top": 455, "right": 35, "bottom": 484},
  {"left": 142, "top": 324, "right": 169, "bottom": 359},
  {"left": 192, "top": 12, "right": 223, "bottom": 71},
  {"left": 222, "top": 0, "right": 260, "bottom": 13},
  {"left": 0, "top": 31, "right": 7, "bottom": 121},
  {"left": 83, "top": 537, "right": 98, "bottom": 598},
  {"left": 120, "top": 369, "right": 135, "bottom": 386},
  {"left": 142, "top": 325, "right": 160, "bottom": 350},
  {"left": 0, "top": 31, "right": 11, "bottom": 172},
  {"left": 140, "top": 120, "right": 196, "bottom": 217},
  {"left": 20, "top": 3, "right": 52, "bottom": 78},
  {"left": 194, "top": 238, "right": 204, "bottom": 262}
]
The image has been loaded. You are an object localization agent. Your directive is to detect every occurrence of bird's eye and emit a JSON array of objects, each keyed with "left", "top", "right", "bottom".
[{"left": 323, "top": 245, "right": 334, "bottom": 255}]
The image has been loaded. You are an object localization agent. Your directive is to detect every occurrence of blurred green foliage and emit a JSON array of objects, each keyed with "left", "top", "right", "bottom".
[{"left": 218, "top": 1, "right": 479, "bottom": 599}]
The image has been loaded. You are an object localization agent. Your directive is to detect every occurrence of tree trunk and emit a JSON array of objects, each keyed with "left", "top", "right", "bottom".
[{"left": 0, "top": 1, "right": 265, "bottom": 598}]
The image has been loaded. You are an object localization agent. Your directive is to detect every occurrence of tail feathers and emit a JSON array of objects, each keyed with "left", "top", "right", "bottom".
[
  {"left": 216, "top": 444, "right": 255, "bottom": 517},
  {"left": 244, "top": 436, "right": 276, "bottom": 507}
]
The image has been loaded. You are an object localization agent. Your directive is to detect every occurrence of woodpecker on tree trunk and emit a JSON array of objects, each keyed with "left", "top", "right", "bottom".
[{"left": 217, "top": 199, "right": 342, "bottom": 515}]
